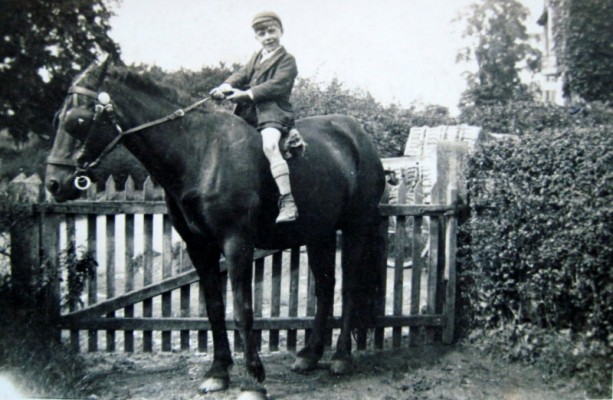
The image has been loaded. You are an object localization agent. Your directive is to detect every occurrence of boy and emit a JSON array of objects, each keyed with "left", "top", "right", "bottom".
[{"left": 210, "top": 11, "right": 299, "bottom": 223}]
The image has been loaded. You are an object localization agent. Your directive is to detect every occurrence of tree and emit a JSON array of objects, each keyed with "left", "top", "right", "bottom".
[
  {"left": 456, "top": 0, "right": 541, "bottom": 109},
  {"left": 0, "top": 0, "right": 120, "bottom": 145},
  {"left": 549, "top": 0, "right": 613, "bottom": 103}
]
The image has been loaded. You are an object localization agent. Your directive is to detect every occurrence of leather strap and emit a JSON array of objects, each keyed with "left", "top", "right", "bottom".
[{"left": 68, "top": 86, "right": 98, "bottom": 99}]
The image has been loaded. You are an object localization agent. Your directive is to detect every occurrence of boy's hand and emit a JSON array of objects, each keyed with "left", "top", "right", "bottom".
[
  {"left": 209, "top": 83, "right": 233, "bottom": 100},
  {"left": 225, "top": 89, "right": 251, "bottom": 102}
]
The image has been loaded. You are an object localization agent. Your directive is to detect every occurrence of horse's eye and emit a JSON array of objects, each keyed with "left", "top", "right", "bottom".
[{"left": 64, "top": 107, "right": 94, "bottom": 139}]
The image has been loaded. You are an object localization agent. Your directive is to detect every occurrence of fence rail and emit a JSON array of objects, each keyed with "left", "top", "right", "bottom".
[{"left": 4, "top": 172, "right": 458, "bottom": 353}]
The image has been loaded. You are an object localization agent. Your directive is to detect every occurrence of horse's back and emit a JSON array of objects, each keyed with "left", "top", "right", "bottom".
[{"left": 291, "top": 114, "right": 385, "bottom": 229}]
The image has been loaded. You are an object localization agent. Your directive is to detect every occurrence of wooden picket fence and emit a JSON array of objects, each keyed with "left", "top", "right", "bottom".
[{"left": 5, "top": 172, "right": 459, "bottom": 353}]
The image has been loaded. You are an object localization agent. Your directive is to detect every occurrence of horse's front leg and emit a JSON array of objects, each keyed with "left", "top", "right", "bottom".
[
  {"left": 186, "top": 243, "right": 234, "bottom": 393},
  {"left": 223, "top": 234, "right": 266, "bottom": 391}
]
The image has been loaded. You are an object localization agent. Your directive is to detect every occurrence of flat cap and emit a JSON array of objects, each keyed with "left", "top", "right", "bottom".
[{"left": 251, "top": 11, "right": 283, "bottom": 29}]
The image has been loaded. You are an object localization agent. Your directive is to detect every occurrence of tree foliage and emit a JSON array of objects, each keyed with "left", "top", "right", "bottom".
[
  {"left": 549, "top": 0, "right": 613, "bottom": 102},
  {"left": 0, "top": 0, "right": 120, "bottom": 145},
  {"left": 293, "top": 78, "right": 453, "bottom": 157},
  {"left": 459, "top": 99, "right": 613, "bottom": 134},
  {"left": 456, "top": 0, "right": 541, "bottom": 108}
]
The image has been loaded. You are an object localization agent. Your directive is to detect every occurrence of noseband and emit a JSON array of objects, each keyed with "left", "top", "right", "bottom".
[{"left": 47, "top": 83, "right": 210, "bottom": 191}]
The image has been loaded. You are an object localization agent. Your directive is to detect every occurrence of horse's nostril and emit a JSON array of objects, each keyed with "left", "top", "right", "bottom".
[{"left": 46, "top": 179, "right": 60, "bottom": 194}]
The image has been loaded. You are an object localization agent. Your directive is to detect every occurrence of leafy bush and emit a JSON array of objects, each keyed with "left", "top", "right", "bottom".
[
  {"left": 0, "top": 188, "right": 93, "bottom": 398},
  {"left": 459, "top": 100, "right": 613, "bottom": 134},
  {"left": 0, "top": 274, "right": 90, "bottom": 398},
  {"left": 458, "top": 115, "right": 612, "bottom": 397},
  {"left": 293, "top": 77, "right": 454, "bottom": 157}
]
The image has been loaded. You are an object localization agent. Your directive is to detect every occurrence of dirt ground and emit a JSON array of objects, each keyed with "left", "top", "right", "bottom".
[{"left": 79, "top": 342, "right": 592, "bottom": 400}]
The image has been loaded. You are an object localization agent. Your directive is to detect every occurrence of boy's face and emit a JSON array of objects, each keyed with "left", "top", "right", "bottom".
[{"left": 254, "top": 23, "right": 283, "bottom": 53}]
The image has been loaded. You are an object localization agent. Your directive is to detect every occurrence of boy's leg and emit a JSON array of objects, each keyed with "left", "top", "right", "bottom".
[{"left": 261, "top": 127, "right": 298, "bottom": 223}]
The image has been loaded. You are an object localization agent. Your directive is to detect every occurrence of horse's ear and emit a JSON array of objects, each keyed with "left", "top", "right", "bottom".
[{"left": 93, "top": 52, "right": 112, "bottom": 87}]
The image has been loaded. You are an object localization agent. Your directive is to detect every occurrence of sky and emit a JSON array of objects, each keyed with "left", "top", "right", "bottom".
[{"left": 109, "top": 0, "right": 546, "bottom": 115}]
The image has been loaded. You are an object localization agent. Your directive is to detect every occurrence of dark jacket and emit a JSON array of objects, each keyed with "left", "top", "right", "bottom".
[{"left": 225, "top": 46, "right": 298, "bottom": 129}]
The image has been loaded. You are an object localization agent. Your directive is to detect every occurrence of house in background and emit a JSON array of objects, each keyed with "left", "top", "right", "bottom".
[{"left": 531, "top": 1, "right": 565, "bottom": 105}]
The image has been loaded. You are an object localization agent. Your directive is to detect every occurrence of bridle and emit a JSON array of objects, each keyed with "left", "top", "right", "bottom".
[{"left": 47, "top": 81, "right": 210, "bottom": 191}]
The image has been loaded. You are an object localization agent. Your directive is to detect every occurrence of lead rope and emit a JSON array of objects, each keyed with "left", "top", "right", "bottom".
[
  {"left": 72, "top": 94, "right": 211, "bottom": 190},
  {"left": 86, "top": 96, "right": 211, "bottom": 170}
]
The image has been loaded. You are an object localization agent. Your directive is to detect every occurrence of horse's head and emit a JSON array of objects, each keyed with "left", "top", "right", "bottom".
[{"left": 45, "top": 54, "right": 118, "bottom": 201}]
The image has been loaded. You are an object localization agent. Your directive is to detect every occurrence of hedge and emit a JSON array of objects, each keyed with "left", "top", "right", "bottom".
[
  {"left": 459, "top": 121, "right": 612, "bottom": 361},
  {"left": 458, "top": 110, "right": 613, "bottom": 397}
]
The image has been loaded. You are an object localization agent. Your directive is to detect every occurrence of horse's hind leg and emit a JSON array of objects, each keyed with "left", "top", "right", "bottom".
[
  {"left": 292, "top": 235, "right": 336, "bottom": 372},
  {"left": 330, "top": 226, "right": 377, "bottom": 375}
]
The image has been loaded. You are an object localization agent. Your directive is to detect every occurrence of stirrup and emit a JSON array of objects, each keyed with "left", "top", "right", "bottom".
[{"left": 276, "top": 194, "right": 298, "bottom": 223}]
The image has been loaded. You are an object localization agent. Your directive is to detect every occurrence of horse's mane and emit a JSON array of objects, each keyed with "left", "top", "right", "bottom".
[{"left": 109, "top": 66, "right": 198, "bottom": 107}]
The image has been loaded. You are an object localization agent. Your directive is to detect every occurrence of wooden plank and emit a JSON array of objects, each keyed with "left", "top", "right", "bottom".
[
  {"left": 378, "top": 204, "right": 456, "bottom": 217},
  {"left": 104, "top": 175, "right": 116, "bottom": 201},
  {"left": 443, "top": 186, "right": 458, "bottom": 344},
  {"left": 65, "top": 269, "right": 199, "bottom": 321},
  {"left": 143, "top": 213, "right": 154, "bottom": 352},
  {"left": 87, "top": 214, "right": 98, "bottom": 352},
  {"left": 34, "top": 201, "right": 168, "bottom": 215},
  {"left": 253, "top": 258, "right": 264, "bottom": 351},
  {"left": 287, "top": 247, "right": 300, "bottom": 351},
  {"left": 124, "top": 213, "right": 135, "bottom": 352},
  {"left": 162, "top": 216, "right": 173, "bottom": 278},
  {"left": 105, "top": 214, "right": 116, "bottom": 352},
  {"left": 425, "top": 215, "right": 441, "bottom": 343},
  {"left": 392, "top": 215, "right": 406, "bottom": 348},
  {"left": 305, "top": 267, "right": 316, "bottom": 344},
  {"left": 269, "top": 251, "right": 282, "bottom": 351},
  {"left": 180, "top": 284, "right": 191, "bottom": 350},
  {"left": 40, "top": 212, "right": 61, "bottom": 341},
  {"left": 409, "top": 183, "right": 424, "bottom": 347},
  {"left": 392, "top": 176, "right": 408, "bottom": 349},
  {"left": 162, "top": 215, "right": 173, "bottom": 351},
  {"left": 380, "top": 156, "right": 417, "bottom": 172},
  {"left": 59, "top": 314, "right": 446, "bottom": 331},
  {"left": 375, "top": 215, "right": 389, "bottom": 349},
  {"left": 66, "top": 214, "right": 79, "bottom": 352},
  {"left": 198, "top": 280, "right": 208, "bottom": 352}
]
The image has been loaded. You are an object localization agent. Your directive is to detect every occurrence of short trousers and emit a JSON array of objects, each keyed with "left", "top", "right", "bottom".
[{"left": 257, "top": 121, "right": 292, "bottom": 136}]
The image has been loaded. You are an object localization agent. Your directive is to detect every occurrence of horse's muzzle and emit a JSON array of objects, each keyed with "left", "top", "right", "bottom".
[{"left": 45, "top": 167, "right": 84, "bottom": 202}]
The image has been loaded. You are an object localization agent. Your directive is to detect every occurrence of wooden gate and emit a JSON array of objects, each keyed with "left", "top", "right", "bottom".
[{"left": 7, "top": 172, "right": 459, "bottom": 353}]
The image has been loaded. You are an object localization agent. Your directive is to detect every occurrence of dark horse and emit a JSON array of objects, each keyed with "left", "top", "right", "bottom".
[{"left": 45, "top": 56, "right": 386, "bottom": 398}]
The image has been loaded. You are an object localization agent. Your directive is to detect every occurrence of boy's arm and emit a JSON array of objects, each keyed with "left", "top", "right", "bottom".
[
  {"left": 210, "top": 53, "right": 257, "bottom": 99},
  {"left": 250, "top": 55, "right": 298, "bottom": 102},
  {"left": 224, "top": 65, "right": 250, "bottom": 89},
  {"left": 225, "top": 52, "right": 259, "bottom": 88}
]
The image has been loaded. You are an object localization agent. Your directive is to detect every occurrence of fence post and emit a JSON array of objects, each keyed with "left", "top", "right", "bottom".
[
  {"left": 8, "top": 174, "right": 41, "bottom": 297},
  {"left": 442, "top": 183, "right": 458, "bottom": 344},
  {"left": 8, "top": 174, "right": 60, "bottom": 329}
]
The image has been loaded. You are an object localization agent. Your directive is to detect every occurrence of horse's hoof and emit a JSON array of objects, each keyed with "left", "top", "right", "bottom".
[
  {"left": 330, "top": 358, "right": 353, "bottom": 375},
  {"left": 291, "top": 356, "right": 318, "bottom": 372},
  {"left": 247, "top": 359, "right": 266, "bottom": 383},
  {"left": 198, "top": 376, "right": 229, "bottom": 393},
  {"left": 237, "top": 388, "right": 268, "bottom": 400}
]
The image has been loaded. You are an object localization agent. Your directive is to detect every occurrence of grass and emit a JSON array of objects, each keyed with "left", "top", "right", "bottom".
[{"left": 0, "top": 277, "right": 90, "bottom": 398}]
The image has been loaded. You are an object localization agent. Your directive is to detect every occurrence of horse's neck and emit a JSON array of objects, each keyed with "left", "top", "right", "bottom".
[
  {"left": 109, "top": 83, "right": 264, "bottom": 195},
  {"left": 110, "top": 84, "right": 204, "bottom": 188}
]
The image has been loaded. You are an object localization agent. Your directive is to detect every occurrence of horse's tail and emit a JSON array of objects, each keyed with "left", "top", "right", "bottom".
[{"left": 349, "top": 210, "right": 389, "bottom": 332}]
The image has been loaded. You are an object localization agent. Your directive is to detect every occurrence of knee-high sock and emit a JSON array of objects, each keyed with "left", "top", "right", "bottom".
[{"left": 270, "top": 161, "right": 292, "bottom": 196}]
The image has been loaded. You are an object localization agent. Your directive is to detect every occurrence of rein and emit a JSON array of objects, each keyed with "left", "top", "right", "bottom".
[{"left": 48, "top": 84, "right": 210, "bottom": 190}]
